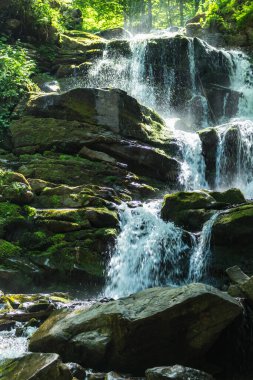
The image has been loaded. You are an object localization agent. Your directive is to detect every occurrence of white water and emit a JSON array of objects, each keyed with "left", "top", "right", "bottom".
[
  {"left": 188, "top": 212, "right": 220, "bottom": 282},
  {"left": 0, "top": 325, "right": 37, "bottom": 360},
  {"left": 216, "top": 120, "right": 253, "bottom": 198},
  {"left": 105, "top": 201, "right": 188, "bottom": 298},
  {"left": 81, "top": 30, "right": 253, "bottom": 297},
  {"left": 105, "top": 202, "right": 221, "bottom": 299}
]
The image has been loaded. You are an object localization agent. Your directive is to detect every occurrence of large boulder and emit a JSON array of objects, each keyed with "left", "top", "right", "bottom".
[
  {"left": 0, "top": 353, "right": 72, "bottom": 380},
  {"left": 29, "top": 284, "right": 242, "bottom": 373},
  {"left": 11, "top": 89, "right": 179, "bottom": 185},
  {"left": 161, "top": 189, "right": 245, "bottom": 231},
  {"left": 18, "top": 88, "right": 167, "bottom": 144},
  {"left": 211, "top": 204, "right": 253, "bottom": 275}
]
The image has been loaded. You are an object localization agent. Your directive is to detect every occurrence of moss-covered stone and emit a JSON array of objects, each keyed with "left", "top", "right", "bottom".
[
  {"left": 0, "top": 202, "right": 26, "bottom": 238},
  {"left": 0, "top": 353, "right": 72, "bottom": 380},
  {"left": 0, "top": 169, "right": 33, "bottom": 204},
  {"left": 161, "top": 189, "right": 246, "bottom": 232}
]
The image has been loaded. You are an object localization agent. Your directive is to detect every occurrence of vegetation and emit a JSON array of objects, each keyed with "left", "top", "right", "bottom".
[
  {"left": 0, "top": 38, "right": 36, "bottom": 128},
  {"left": 202, "top": 0, "right": 253, "bottom": 32}
]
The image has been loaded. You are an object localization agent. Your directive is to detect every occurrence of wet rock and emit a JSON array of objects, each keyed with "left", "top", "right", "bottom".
[
  {"left": 0, "top": 169, "right": 33, "bottom": 205},
  {"left": 18, "top": 88, "right": 166, "bottom": 144},
  {"left": 161, "top": 189, "right": 246, "bottom": 232},
  {"left": 161, "top": 191, "right": 216, "bottom": 231},
  {"left": 29, "top": 283, "right": 242, "bottom": 373},
  {"left": 97, "top": 28, "right": 132, "bottom": 40},
  {"left": 211, "top": 204, "right": 253, "bottom": 276},
  {"left": 198, "top": 127, "right": 218, "bottom": 188},
  {"left": 65, "top": 362, "right": 86, "bottom": 380},
  {"left": 226, "top": 265, "right": 250, "bottom": 285},
  {"left": 0, "top": 353, "right": 72, "bottom": 380},
  {"left": 145, "top": 365, "right": 214, "bottom": 380}
]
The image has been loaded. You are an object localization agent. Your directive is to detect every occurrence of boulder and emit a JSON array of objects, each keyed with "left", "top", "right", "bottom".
[
  {"left": 0, "top": 353, "right": 72, "bottom": 380},
  {"left": 29, "top": 284, "right": 242, "bottom": 373},
  {"left": 0, "top": 169, "right": 33, "bottom": 205},
  {"left": 19, "top": 88, "right": 167, "bottom": 144},
  {"left": 198, "top": 127, "right": 218, "bottom": 188},
  {"left": 146, "top": 365, "right": 214, "bottom": 380},
  {"left": 97, "top": 28, "right": 132, "bottom": 40},
  {"left": 211, "top": 204, "right": 253, "bottom": 275},
  {"left": 161, "top": 189, "right": 244, "bottom": 232}
]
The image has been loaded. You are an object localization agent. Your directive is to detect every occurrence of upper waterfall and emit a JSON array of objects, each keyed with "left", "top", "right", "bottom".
[{"left": 75, "top": 32, "right": 253, "bottom": 130}]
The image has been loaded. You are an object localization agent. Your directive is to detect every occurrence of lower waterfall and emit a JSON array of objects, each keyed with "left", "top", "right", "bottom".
[{"left": 105, "top": 202, "right": 219, "bottom": 299}]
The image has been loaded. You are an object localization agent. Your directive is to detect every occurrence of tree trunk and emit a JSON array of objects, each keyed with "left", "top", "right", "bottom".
[
  {"left": 147, "top": 0, "right": 153, "bottom": 31},
  {"left": 195, "top": 0, "right": 200, "bottom": 13},
  {"left": 178, "top": 0, "right": 184, "bottom": 26}
]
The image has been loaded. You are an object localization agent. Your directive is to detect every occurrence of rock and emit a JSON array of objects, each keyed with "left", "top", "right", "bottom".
[
  {"left": 29, "top": 284, "right": 242, "bottom": 373},
  {"left": 198, "top": 127, "right": 218, "bottom": 188},
  {"left": 20, "top": 88, "right": 166, "bottom": 143},
  {"left": 211, "top": 204, "right": 253, "bottom": 275},
  {"left": 145, "top": 365, "right": 214, "bottom": 380},
  {"left": 0, "top": 353, "right": 72, "bottom": 380},
  {"left": 11, "top": 89, "right": 179, "bottom": 186},
  {"left": 161, "top": 191, "right": 216, "bottom": 231},
  {"left": 186, "top": 23, "right": 203, "bottom": 38},
  {"left": 65, "top": 362, "right": 86, "bottom": 380},
  {"left": 161, "top": 189, "right": 246, "bottom": 232},
  {"left": 226, "top": 266, "right": 250, "bottom": 285},
  {"left": 208, "top": 188, "right": 245, "bottom": 205},
  {"left": 97, "top": 28, "right": 132, "bottom": 40},
  {"left": 0, "top": 169, "right": 33, "bottom": 205},
  {"left": 88, "top": 373, "right": 107, "bottom": 380},
  {"left": 79, "top": 146, "right": 116, "bottom": 164}
]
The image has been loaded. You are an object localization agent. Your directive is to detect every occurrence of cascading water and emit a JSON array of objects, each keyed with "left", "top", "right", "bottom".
[
  {"left": 216, "top": 120, "right": 253, "bottom": 198},
  {"left": 104, "top": 201, "right": 189, "bottom": 299},
  {"left": 74, "top": 30, "right": 253, "bottom": 297},
  {"left": 105, "top": 202, "right": 220, "bottom": 299},
  {"left": 188, "top": 212, "right": 220, "bottom": 282}
]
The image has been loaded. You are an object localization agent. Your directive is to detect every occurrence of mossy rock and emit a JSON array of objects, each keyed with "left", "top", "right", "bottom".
[
  {"left": 0, "top": 353, "right": 72, "bottom": 380},
  {"left": 212, "top": 204, "right": 253, "bottom": 247},
  {"left": 161, "top": 189, "right": 246, "bottom": 231},
  {"left": 0, "top": 202, "right": 26, "bottom": 238},
  {"left": 161, "top": 191, "right": 215, "bottom": 220},
  {"left": 0, "top": 169, "right": 33, "bottom": 205},
  {"left": 208, "top": 188, "right": 245, "bottom": 205}
]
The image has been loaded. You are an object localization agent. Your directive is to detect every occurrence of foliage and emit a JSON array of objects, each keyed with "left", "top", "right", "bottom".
[
  {"left": 73, "top": 0, "right": 200, "bottom": 31},
  {"left": 202, "top": 0, "right": 253, "bottom": 32},
  {"left": 0, "top": 38, "right": 36, "bottom": 128},
  {"left": 1, "top": 0, "right": 70, "bottom": 41}
]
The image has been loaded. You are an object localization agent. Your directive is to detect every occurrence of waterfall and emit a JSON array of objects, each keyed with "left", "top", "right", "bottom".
[
  {"left": 104, "top": 201, "right": 189, "bottom": 299},
  {"left": 188, "top": 212, "right": 220, "bottom": 282},
  {"left": 173, "top": 129, "right": 208, "bottom": 190},
  {"left": 105, "top": 203, "right": 221, "bottom": 299},
  {"left": 74, "top": 31, "right": 253, "bottom": 296},
  {"left": 216, "top": 120, "right": 253, "bottom": 198}
]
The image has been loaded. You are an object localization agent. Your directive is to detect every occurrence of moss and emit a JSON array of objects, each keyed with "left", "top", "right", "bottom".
[
  {"left": 209, "top": 188, "right": 245, "bottom": 205},
  {"left": 216, "top": 204, "right": 253, "bottom": 225},
  {"left": 0, "top": 169, "right": 32, "bottom": 205},
  {"left": 0, "top": 240, "right": 21, "bottom": 259},
  {"left": 0, "top": 202, "right": 26, "bottom": 238},
  {"left": 162, "top": 191, "right": 215, "bottom": 219}
]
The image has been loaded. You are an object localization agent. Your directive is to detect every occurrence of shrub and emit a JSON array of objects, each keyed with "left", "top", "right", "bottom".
[{"left": 0, "top": 37, "right": 36, "bottom": 128}]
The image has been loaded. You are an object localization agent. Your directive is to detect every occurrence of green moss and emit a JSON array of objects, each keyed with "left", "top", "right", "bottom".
[
  {"left": 0, "top": 240, "right": 21, "bottom": 259},
  {"left": 0, "top": 202, "right": 26, "bottom": 238},
  {"left": 217, "top": 204, "right": 253, "bottom": 225}
]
